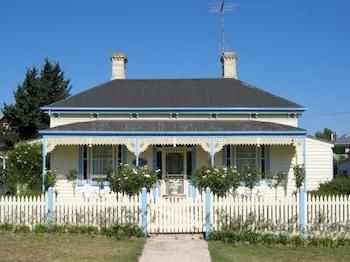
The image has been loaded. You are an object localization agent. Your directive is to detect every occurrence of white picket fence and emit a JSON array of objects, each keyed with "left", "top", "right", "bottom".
[
  {"left": 52, "top": 193, "right": 141, "bottom": 227},
  {"left": 1, "top": 191, "right": 350, "bottom": 233},
  {"left": 0, "top": 195, "right": 47, "bottom": 228}
]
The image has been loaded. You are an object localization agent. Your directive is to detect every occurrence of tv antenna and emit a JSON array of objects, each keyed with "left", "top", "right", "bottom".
[{"left": 209, "top": 1, "right": 238, "bottom": 54}]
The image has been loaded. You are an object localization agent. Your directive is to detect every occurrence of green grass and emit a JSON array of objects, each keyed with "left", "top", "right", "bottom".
[
  {"left": 208, "top": 241, "right": 350, "bottom": 262},
  {"left": 0, "top": 232, "right": 144, "bottom": 262}
]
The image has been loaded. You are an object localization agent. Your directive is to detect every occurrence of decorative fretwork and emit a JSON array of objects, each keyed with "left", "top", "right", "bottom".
[{"left": 44, "top": 135, "right": 303, "bottom": 155}]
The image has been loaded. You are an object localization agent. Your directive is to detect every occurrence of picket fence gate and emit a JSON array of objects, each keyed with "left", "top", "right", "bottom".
[{"left": 1, "top": 188, "right": 350, "bottom": 234}]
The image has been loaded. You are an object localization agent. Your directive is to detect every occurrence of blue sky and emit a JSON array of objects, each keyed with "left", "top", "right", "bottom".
[{"left": 0, "top": 0, "right": 349, "bottom": 134}]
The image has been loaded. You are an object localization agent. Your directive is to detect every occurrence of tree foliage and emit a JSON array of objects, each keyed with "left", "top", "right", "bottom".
[
  {"left": 2, "top": 59, "right": 71, "bottom": 140},
  {"left": 315, "top": 128, "right": 334, "bottom": 141},
  {"left": 0, "top": 126, "right": 18, "bottom": 151},
  {"left": 3, "top": 143, "right": 42, "bottom": 194},
  {"left": 311, "top": 175, "right": 350, "bottom": 196}
]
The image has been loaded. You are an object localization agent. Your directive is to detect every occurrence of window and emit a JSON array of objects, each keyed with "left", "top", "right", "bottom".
[
  {"left": 236, "top": 145, "right": 257, "bottom": 172},
  {"left": 186, "top": 151, "right": 192, "bottom": 177},
  {"left": 225, "top": 145, "right": 231, "bottom": 167},
  {"left": 117, "top": 145, "right": 122, "bottom": 167},
  {"left": 92, "top": 145, "right": 113, "bottom": 176},
  {"left": 225, "top": 145, "right": 269, "bottom": 176},
  {"left": 83, "top": 145, "right": 88, "bottom": 179}
]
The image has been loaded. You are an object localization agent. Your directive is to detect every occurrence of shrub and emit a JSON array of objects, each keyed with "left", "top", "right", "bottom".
[
  {"left": 107, "top": 165, "right": 158, "bottom": 196},
  {"left": 0, "top": 223, "right": 14, "bottom": 231},
  {"left": 101, "top": 223, "right": 144, "bottom": 239},
  {"left": 293, "top": 165, "right": 305, "bottom": 191},
  {"left": 311, "top": 175, "right": 350, "bottom": 196},
  {"left": 190, "top": 166, "right": 240, "bottom": 197},
  {"left": 44, "top": 170, "right": 57, "bottom": 190},
  {"left": 65, "top": 168, "right": 78, "bottom": 195},
  {"left": 240, "top": 165, "right": 261, "bottom": 190},
  {"left": 3, "top": 143, "right": 42, "bottom": 193},
  {"left": 66, "top": 225, "right": 99, "bottom": 235},
  {"left": 209, "top": 229, "right": 350, "bottom": 247},
  {"left": 3, "top": 143, "right": 42, "bottom": 194},
  {"left": 13, "top": 225, "right": 30, "bottom": 233}
]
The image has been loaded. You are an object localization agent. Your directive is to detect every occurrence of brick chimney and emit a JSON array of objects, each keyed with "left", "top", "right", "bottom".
[
  {"left": 220, "top": 51, "right": 237, "bottom": 79},
  {"left": 111, "top": 52, "right": 128, "bottom": 80}
]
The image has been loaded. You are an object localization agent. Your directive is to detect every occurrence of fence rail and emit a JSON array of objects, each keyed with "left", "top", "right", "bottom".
[{"left": 1, "top": 190, "right": 350, "bottom": 234}]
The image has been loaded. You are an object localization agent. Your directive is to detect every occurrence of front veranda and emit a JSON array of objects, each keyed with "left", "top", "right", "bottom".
[{"left": 43, "top": 135, "right": 306, "bottom": 198}]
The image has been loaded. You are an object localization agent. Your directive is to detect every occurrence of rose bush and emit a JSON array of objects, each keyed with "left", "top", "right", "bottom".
[
  {"left": 107, "top": 165, "right": 158, "bottom": 196},
  {"left": 190, "top": 166, "right": 240, "bottom": 197}
]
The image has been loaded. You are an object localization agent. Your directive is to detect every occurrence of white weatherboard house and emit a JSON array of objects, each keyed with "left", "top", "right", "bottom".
[{"left": 40, "top": 51, "right": 333, "bottom": 199}]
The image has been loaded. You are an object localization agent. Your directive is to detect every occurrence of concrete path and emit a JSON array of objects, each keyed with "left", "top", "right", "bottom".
[{"left": 139, "top": 234, "right": 211, "bottom": 262}]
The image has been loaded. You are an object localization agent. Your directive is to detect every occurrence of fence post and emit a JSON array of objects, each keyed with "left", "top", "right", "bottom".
[
  {"left": 47, "top": 187, "right": 53, "bottom": 225},
  {"left": 205, "top": 187, "right": 212, "bottom": 238},
  {"left": 141, "top": 187, "right": 147, "bottom": 235},
  {"left": 299, "top": 188, "right": 307, "bottom": 238},
  {"left": 299, "top": 138, "right": 307, "bottom": 238}
]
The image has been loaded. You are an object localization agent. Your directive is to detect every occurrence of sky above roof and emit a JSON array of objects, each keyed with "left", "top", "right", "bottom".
[{"left": 0, "top": 0, "right": 349, "bottom": 134}]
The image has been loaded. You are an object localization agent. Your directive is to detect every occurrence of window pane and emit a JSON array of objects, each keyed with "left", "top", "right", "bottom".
[
  {"left": 236, "top": 145, "right": 256, "bottom": 172},
  {"left": 92, "top": 145, "right": 113, "bottom": 175},
  {"left": 186, "top": 152, "right": 192, "bottom": 178},
  {"left": 166, "top": 153, "right": 184, "bottom": 174},
  {"left": 226, "top": 145, "right": 231, "bottom": 167}
]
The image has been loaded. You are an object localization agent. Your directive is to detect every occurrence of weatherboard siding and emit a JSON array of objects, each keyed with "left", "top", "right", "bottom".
[
  {"left": 50, "top": 145, "right": 78, "bottom": 179},
  {"left": 49, "top": 115, "right": 298, "bottom": 128},
  {"left": 305, "top": 138, "right": 333, "bottom": 191}
]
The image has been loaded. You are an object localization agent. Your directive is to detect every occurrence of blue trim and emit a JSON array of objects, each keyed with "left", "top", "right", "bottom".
[
  {"left": 42, "top": 139, "right": 47, "bottom": 192},
  {"left": 205, "top": 187, "right": 212, "bottom": 238},
  {"left": 210, "top": 137, "right": 215, "bottom": 166},
  {"left": 47, "top": 187, "right": 54, "bottom": 225},
  {"left": 78, "top": 145, "right": 83, "bottom": 180},
  {"left": 141, "top": 187, "right": 147, "bottom": 235},
  {"left": 299, "top": 137, "right": 307, "bottom": 238},
  {"left": 134, "top": 138, "right": 139, "bottom": 166},
  {"left": 42, "top": 106, "right": 306, "bottom": 114},
  {"left": 40, "top": 131, "right": 307, "bottom": 136}
]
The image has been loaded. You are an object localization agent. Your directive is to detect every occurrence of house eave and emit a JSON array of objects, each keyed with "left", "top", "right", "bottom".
[
  {"left": 40, "top": 130, "right": 307, "bottom": 137},
  {"left": 41, "top": 107, "right": 306, "bottom": 114}
]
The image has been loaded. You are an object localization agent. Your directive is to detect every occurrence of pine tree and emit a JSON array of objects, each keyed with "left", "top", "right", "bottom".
[{"left": 2, "top": 59, "right": 71, "bottom": 140}]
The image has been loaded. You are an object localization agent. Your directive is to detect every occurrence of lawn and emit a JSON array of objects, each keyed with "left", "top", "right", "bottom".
[
  {"left": 208, "top": 241, "right": 350, "bottom": 262},
  {"left": 0, "top": 232, "right": 144, "bottom": 262}
]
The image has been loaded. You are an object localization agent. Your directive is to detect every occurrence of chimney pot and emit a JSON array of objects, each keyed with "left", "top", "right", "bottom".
[
  {"left": 220, "top": 51, "right": 237, "bottom": 79},
  {"left": 111, "top": 52, "right": 128, "bottom": 80}
]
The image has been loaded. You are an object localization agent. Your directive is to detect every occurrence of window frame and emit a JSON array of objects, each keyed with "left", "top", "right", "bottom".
[{"left": 225, "top": 145, "right": 268, "bottom": 177}]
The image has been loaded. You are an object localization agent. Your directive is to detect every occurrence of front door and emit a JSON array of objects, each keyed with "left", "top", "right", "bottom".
[{"left": 162, "top": 149, "right": 187, "bottom": 195}]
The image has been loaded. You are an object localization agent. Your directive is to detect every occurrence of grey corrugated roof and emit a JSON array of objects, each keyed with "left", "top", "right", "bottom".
[
  {"left": 335, "top": 133, "right": 350, "bottom": 145},
  {"left": 42, "top": 120, "right": 305, "bottom": 133},
  {"left": 45, "top": 78, "right": 304, "bottom": 109}
]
